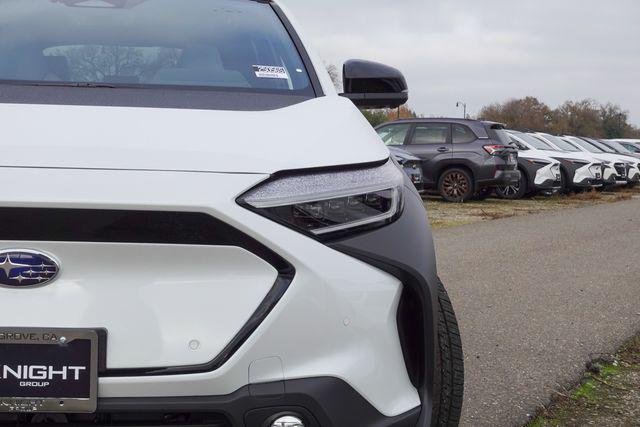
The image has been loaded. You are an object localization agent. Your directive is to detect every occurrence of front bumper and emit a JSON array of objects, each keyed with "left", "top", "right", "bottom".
[
  {"left": 403, "top": 166, "right": 424, "bottom": 191},
  {"left": 626, "top": 165, "right": 640, "bottom": 183},
  {"left": 533, "top": 164, "right": 561, "bottom": 187},
  {"left": 535, "top": 178, "right": 562, "bottom": 191},
  {"left": 0, "top": 378, "right": 420, "bottom": 426},
  {"left": 573, "top": 164, "right": 603, "bottom": 188},
  {"left": 0, "top": 168, "right": 436, "bottom": 425},
  {"left": 479, "top": 169, "right": 521, "bottom": 187}
]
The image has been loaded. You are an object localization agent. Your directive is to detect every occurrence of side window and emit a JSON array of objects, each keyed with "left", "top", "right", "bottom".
[
  {"left": 452, "top": 124, "right": 477, "bottom": 144},
  {"left": 376, "top": 124, "right": 411, "bottom": 146},
  {"left": 411, "top": 123, "right": 450, "bottom": 145},
  {"left": 623, "top": 143, "right": 640, "bottom": 153}
]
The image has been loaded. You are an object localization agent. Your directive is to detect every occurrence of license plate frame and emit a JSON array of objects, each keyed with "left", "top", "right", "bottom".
[{"left": 0, "top": 328, "right": 98, "bottom": 414}]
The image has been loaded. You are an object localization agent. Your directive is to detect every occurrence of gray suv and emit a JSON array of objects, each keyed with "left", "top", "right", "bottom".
[{"left": 376, "top": 118, "right": 521, "bottom": 201}]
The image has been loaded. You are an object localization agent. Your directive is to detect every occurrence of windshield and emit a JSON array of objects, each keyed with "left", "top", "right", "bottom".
[
  {"left": 538, "top": 133, "right": 580, "bottom": 152},
  {"left": 509, "top": 131, "right": 557, "bottom": 150},
  {"left": 622, "top": 143, "right": 640, "bottom": 153},
  {"left": 0, "top": 0, "right": 313, "bottom": 95},
  {"left": 564, "top": 137, "right": 603, "bottom": 154},
  {"left": 603, "top": 140, "right": 633, "bottom": 154},
  {"left": 583, "top": 138, "right": 617, "bottom": 153},
  {"left": 489, "top": 128, "right": 513, "bottom": 145}
]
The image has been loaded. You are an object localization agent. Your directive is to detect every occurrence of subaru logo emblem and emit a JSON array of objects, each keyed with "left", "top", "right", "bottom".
[{"left": 0, "top": 250, "right": 60, "bottom": 288}]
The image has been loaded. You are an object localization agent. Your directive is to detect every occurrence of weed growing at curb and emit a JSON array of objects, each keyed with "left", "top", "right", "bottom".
[{"left": 526, "top": 334, "right": 640, "bottom": 426}]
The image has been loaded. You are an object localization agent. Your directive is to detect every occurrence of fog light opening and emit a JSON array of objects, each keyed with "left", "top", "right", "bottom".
[{"left": 268, "top": 413, "right": 305, "bottom": 427}]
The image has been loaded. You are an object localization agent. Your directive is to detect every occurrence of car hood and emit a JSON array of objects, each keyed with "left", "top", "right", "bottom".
[
  {"left": 534, "top": 149, "right": 596, "bottom": 163},
  {"left": 388, "top": 146, "right": 420, "bottom": 162},
  {"left": 518, "top": 150, "right": 558, "bottom": 163},
  {"left": 0, "top": 96, "right": 389, "bottom": 174},
  {"left": 594, "top": 153, "right": 640, "bottom": 163}
]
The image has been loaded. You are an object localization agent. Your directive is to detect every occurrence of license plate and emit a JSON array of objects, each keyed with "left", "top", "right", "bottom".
[{"left": 0, "top": 328, "right": 98, "bottom": 413}]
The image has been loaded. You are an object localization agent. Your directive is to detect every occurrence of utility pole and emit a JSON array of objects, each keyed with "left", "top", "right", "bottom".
[{"left": 456, "top": 101, "right": 467, "bottom": 119}]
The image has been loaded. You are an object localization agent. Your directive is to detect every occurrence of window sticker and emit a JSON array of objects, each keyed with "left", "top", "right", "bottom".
[{"left": 253, "top": 65, "right": 289, "bottom": 79}]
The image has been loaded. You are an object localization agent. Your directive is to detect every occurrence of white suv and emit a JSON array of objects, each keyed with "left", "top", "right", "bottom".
[
  {"left": 506, "top": 131, "right": 603, "bottom": 191},
  {"left": 0, "top": 1, "right": 463, "bottom": 426}
]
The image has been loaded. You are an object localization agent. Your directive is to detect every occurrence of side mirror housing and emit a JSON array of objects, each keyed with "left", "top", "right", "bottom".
[{"left": 340, "top": 59, "right": 408, "bottom": 109}]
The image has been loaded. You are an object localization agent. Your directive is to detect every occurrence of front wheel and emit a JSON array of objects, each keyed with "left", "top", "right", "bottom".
[
  {"left": 432, "top": 280, "right": 465, "bottom": 427},
  {"left": 559, "top": 169, "right": 572, "bottom": 194},
  {"left": 495, "top": 171, "right": 527, "bottom": 199},
  {"left": 438, "top": 168, "right": 473, "bottom": 202}
]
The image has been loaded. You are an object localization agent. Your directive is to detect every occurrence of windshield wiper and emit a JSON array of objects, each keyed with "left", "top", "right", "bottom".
[{"left": 24, "top": 82, "right": 120, "bottom": 89}]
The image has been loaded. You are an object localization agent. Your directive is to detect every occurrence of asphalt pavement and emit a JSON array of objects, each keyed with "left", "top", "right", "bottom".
[{"left": 433, "top": 198, "right": 640, "bottom": 427}]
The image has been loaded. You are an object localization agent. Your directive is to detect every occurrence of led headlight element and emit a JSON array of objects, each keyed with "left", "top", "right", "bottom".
[{"left": 240, "top": 160, "right": 404, "bottom": 236}]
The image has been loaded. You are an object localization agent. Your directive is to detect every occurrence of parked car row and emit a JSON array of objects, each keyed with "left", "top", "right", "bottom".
[{"left": 377, "top": 119, "right": 640, "bottom": 201}]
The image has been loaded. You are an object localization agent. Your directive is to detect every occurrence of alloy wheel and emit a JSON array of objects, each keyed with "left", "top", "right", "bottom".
[{"left": 442, "top": 172, "right": 470, "bottom": 200}]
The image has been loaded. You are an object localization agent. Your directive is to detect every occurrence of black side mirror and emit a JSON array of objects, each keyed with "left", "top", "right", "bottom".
[{"left": 340, "top": 59, "right": 408, "bottom": 109}]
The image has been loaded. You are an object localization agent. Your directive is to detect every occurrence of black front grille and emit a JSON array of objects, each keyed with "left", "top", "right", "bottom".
[
  {"left": 614, "top": 163, "right": 626, "bottom": 177},
  {"left": 0, "top": 412, "right": 230, "bottom": 426},
  {"left": 0, "top": 208, "right": 240, "bottom": 245},
  {"left": 0, "top": 208, "right": 290, "bottom": 272}
]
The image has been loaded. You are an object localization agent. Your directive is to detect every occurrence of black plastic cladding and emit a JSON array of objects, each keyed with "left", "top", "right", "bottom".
[
  {"left": 329, "top": 178, "right": 440, "bottom": 426},
  {"left": 0, "top": 208, "right": 294, "bottom": 377},
  {"left": 82, "top": 378, "right": 419, "bottom": 427},
  {"left": 270, "top": 2, "right": 324, "bottom": 98}
]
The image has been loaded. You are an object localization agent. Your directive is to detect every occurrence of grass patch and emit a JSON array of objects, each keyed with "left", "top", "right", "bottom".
[
  {"left": 571, "top": 380, "right": 597, "bottom": 401},
  {"left": 527, "top": 417, "right": 548, "bottom": 427},
  {"left": 525, "top": 333, "right": 640, "bottom": 426},
  {"left": 427, "top": 186, "right": 640, "bottom": 229},
  {"left": 599, "top": 365, "right": 622, "bottom": 377}
]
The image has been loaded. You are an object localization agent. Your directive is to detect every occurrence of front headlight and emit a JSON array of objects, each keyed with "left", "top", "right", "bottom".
[
  {"left": 526, "top": 159, "right": 551, "bottom": 166},
  {"left": 590, "top": 164, "right": 603, "bottom": 175},
  {"left": 564, "top": 159, "right": 589, "bottom": 166},
  {"left": 239, "top": 160, "right": 404, "bottom": 238}
]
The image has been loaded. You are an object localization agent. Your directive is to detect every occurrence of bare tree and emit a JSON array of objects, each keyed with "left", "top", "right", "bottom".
[
  {"left": 550, "top": 99, "right": 602, "bottom": 137},
  {"left": 479, "top": 97, "right": 552, "bottom": 131},
  {"left": 47, "top": 46, "right": 179, "bottom": 83},
  {"left": 599, "top": 103, "right": 630, "bottom": 139}
]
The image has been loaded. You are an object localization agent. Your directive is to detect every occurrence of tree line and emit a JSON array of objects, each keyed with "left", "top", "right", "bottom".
[
  {"left": 478, "top": 97, "right": 639, "bottom": 139},
  {"left": 359, "top": 97, "right": 640, "bottom": 139}
]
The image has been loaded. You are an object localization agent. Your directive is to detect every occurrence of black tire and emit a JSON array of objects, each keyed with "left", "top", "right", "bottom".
[
  {"left": 559, "top": 169, "right": 572, "bottom": 194},
  {"left": 438, "top": 168, "right": 474, "bottom": 202},
  {"left": 432, "top": 279, "right": 465, "bottom": 427},
  {"left": 495, "top": 169, "right": 527, "bottom": 199}
]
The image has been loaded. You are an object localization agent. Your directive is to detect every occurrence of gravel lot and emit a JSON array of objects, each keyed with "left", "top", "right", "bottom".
[{"left": 433, "top": 197, "right": 640, "bottom": 426}]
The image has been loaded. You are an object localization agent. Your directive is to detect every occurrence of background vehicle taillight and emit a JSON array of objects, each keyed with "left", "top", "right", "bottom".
[{"left": 483, "top": 145, "right": 510, "bottom": 155}]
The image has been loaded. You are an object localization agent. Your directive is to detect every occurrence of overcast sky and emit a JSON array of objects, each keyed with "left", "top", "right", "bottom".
[{"left": 283, "top": 0, "right": 640, "bottom": 125}]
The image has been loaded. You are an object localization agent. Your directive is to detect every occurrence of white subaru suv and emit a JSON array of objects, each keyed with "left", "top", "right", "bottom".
[{"left": 0, "top": 1, "right": 463, "bottom": 426}]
